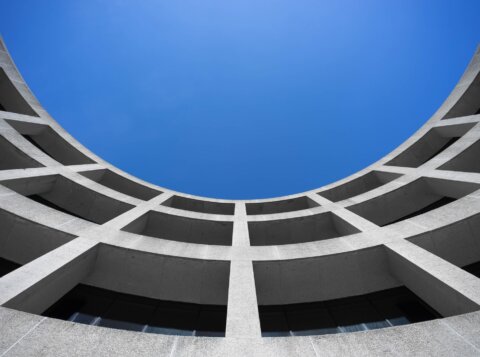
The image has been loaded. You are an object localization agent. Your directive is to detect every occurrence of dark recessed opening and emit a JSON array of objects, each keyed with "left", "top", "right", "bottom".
[
  {"left": 80, "top": 169, "right": 161, "bottom": 201},
  {"left": 0, "top": 135, "right": 42, "bottom": 170},
  {"left": 0, "top": 257, "right": 21, "bottom": 277},
  {"left": 407, "top": 213, "right": 480, "bottom": 271},
  {"left": 21, "top": 131, "right": 94, "bottom": 166},
  {"left": 258, "top": 287, "right": 440, "bottom": 337},
  {"left": 6, "top": 120, "right": 94, "bottom": 166},
  {"left": 318, "top": 171, "right": 401, "bottom": 202},
  {"left": 386, "top": 134, "right": 460, "bottom": 167},
  {"left": 439, "top": 140, "right": 480, "bottom": 173},
  {"left": 385, "top": 197, "right": 455, "bottom": 226},
  {"left": 0, "top": 208, "right": 75, "bottom": 265},
  {"left": 246, "top": 197, "right": 319, "bottom": 215},
  {"left": 1, "top": 175, "right": 133, "bottom": 224},
  {"left": 347, "top": 178, "right": 479, "bottom": 227},
  {"left": 443, "top": 71, "right": 480, "bottom": 119},
  {"left": 0, "top": 68, "right": 39, "bottom": 117},
  {"left": 422, "top": 137, "right": 459, "bottom": 163},
  {"left": 161, "top": 195, "right": 234, "bottom": 215},
  {"left": 476, "top": 107, "right": 480, "bottom": 115},
  {"left": 463, "top": 261, "right": 480, "bottom": 278},
  {"left": 386, "top": 124, "right": 475, "bottom": 168},
  {"left": 248, "top": 212, "right": 360, "bottom": 246},
  {"left": 27, "top": 194, "right": 96, "bottom": 223},
  {"left": 43, "top": 284, "right": 227, "bottom": 337},
  {"left": 122, "top": 211, "right": 233, "bottom": 246}
]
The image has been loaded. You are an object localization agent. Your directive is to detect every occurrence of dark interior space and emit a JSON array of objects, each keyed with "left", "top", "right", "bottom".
[
  {"left": 43, "top": 284, "right": 227, "bottom": 337},
  {"left": 258, "top": 287, "right": 440, "bottom": 337}
]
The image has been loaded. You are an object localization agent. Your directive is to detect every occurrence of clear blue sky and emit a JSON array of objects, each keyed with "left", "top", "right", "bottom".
[{"left": 1, "top": 1, "right": 479, "bottom": 199}]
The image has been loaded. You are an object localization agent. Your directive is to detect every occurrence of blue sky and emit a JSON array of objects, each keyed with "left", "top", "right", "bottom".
[{"left": 1, "top": 1, "right": 479, "bottom": 199}]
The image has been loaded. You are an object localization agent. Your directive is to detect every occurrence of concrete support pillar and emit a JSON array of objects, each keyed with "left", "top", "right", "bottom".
[
  {"left": 226, "top": 203, "right": 261, "bottom": 338},
  {"left": 226, "top": 260, "right": 262, "bottom": 338},
  {"left": 0, "top": 237, "right": 98, "bottom": 314},
  {"left": 231, "top": 203, "right": 249, "bottom": 247},
  {"left": 385, "top": 239, "right": 480, "bottom": 317}
]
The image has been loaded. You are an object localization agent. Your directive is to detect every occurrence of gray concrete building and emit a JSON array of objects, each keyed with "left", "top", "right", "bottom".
[{"left": 0, "top": 37, "right": 480, "bottom": 356}]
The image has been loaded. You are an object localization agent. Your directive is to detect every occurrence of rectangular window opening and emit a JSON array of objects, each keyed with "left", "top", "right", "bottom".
[
  {"left": 80, "top": 169, "right": 161, "bottom": 201},
  {"left": 422, "top": 137, "right": 459, "bottom": 163},
  {"left": 161, "top": 195, "right": 234, "bottom": 215},
  {"left": 122, "top": 211, "right": 233, "bottom": 246},
  {"left": 43, "top": 284, "right": 227, "bottom": 337},
  {"left": 27, "top": 194, "right": 96, "bottom": 223},
  {"left": 443, "top": 72, "right": 480, "bottom": 119},
  {"left": 407, "top": 214, "right": 480, "bottom": 271},
  {"left": 440, "top": 139, "right": 480, "bottom": 173},
  {"left": 386, "top": 123, "right": 475, "bottom": 168},
  {"left": 1, "top": 175, "right": 133, "bottom": 224},
  {"left": 347, "top": 177, "right": 479, "bottom": 227},
  {"left": 0, "top": 135, "right": 42, "bottom": 170},
  {"left": 258, "top": 287, "right": 441, "bottom": 337},
  {"left": 0, "top": 68, "right": 39, "bottom": 117},
  {"left": 0, "top": 208, "right": 75, "bottom": 274},
  {"left": 6, "top": 120, "right": 94, "bottom": 166},
  {"left": 383, "top": 196, "right": 456, "bottom": 226},
  {"left": 248, "top": 212, "right": 360, "bottom": 246},
  {"left": 318, "top": 171, "right": 401, "bottom": 202},
  {"left": 246, "top": 197, "right": 319, "bottom": 215},
  {"left": 22, "top": 131, "right": 94, "bottom": 165}
]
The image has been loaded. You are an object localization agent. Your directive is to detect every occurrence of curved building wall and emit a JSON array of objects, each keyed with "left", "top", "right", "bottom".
[{"left": 0, "top": 37, "right": 480, "bottom": 355}]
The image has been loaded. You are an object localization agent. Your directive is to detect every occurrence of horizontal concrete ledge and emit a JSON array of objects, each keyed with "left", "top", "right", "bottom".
[{"left": 1, "top": 307, "right": 480, "bottom": 356}]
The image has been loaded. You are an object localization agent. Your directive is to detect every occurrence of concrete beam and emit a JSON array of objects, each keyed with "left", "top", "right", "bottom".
[
  {"left": 0, "top": 237, "right": 98, "bottom": 314},
  {"left": 385, "top": 239, "right": 480, "bottom": 316}
]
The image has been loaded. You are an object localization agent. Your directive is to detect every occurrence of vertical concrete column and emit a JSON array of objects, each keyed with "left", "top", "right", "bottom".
[
  {"left": 231, "top": 202, "right": 250, "bottom": 247},
  {"left": 385, "top": 239, "right": 480, "bottom": 317},
  {"left": 226, "top": 203, "right": 262, "bottom": 338},
  {"left": 226, "top": 260, "right": 262, "bottom": 338},
  {"left": 0, "top": 237, "right": 98, "bottom": 314}
]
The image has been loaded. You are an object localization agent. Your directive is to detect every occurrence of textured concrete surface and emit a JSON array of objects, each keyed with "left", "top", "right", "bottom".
[{"left": 0, "top": 36, "right": 480, "bottom": 355}]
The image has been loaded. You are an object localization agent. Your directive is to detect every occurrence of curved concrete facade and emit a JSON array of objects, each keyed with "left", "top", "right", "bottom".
[{"left": 0, "top": 37, "right": 480, "bottom": 356}]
